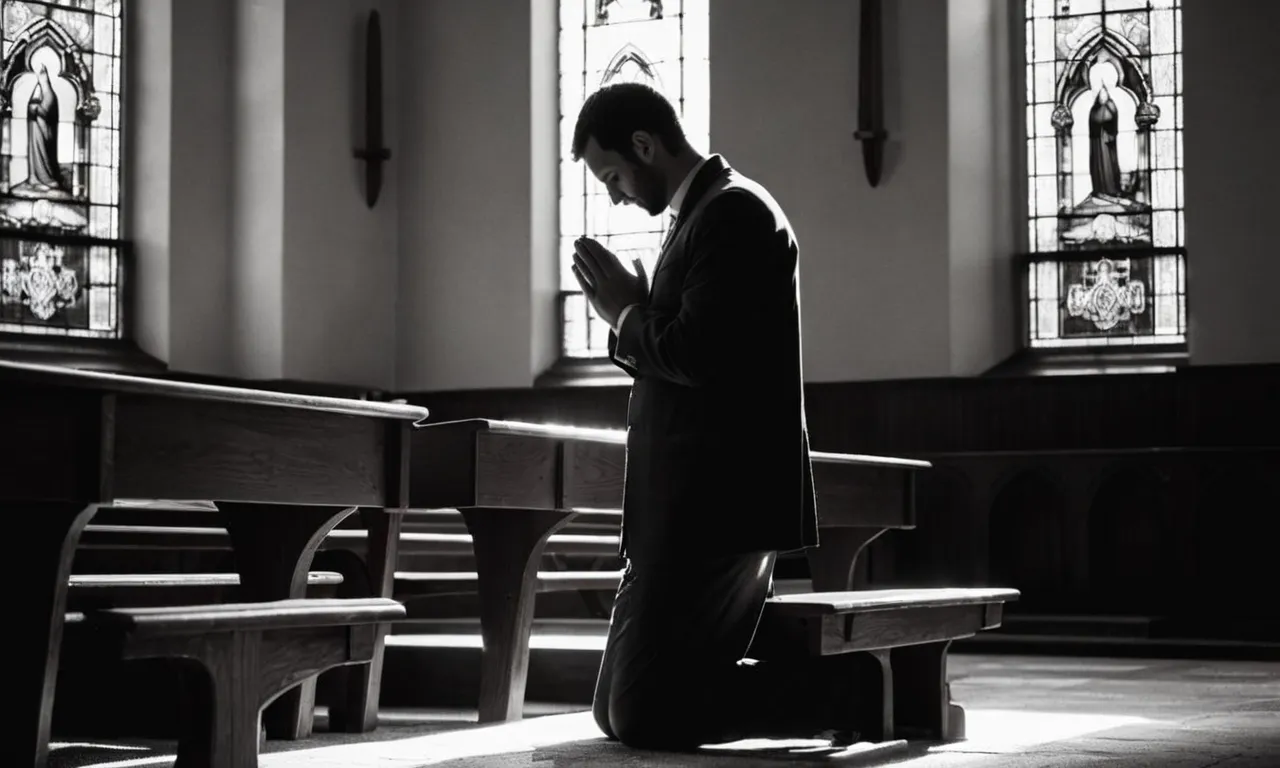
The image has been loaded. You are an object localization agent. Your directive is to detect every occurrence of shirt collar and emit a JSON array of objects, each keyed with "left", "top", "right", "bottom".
[{"left": 668, "top": 156, "right": 708, "bottom": 215}]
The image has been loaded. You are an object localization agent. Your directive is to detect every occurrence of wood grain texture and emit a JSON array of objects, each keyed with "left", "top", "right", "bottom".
[
  {"left": 0, "top": 359, "right": 427, "bottom": 422},
  {"left": 749, "top": 589, "right": 1015, "bottom": 744},
  {"left": 562, "top": 440, "right": 626, "bottom": 509},
  {"left": 65, "top": 598, "right": 404, "bottom": 768},
  {"left": 113, "top": 396, "right": 386, "bottom": 506},
  {"left": 814, "top": 462, "right": 914, "bottom": 528},
  {"left": 0, "top": 367, "right": 421, "bottom": 762},
  {"left": 474, "top": 433, "right": 559, "bottom": 509},
  {"left": 398, "top": 370, "right": 1280, "bottom": 626},
  {"left": 462, "top": 507, "right": 575, "bottom": 722}
]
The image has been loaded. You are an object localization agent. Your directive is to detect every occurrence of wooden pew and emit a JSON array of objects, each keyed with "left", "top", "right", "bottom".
[
  {"left": 66, "top": 414, "right": 966, "bottom": 742},
  {"left": 751, "top": 588, "right": 1020, "bottom": 742},
  {"left": 367, "top": 419, "right": 1018, "bottom": 744},
  {"left": 66, "top": 571, "right": 346, "bottom": 609},
  {"left": 62, "top": 597, "right": 404, "bottom": 768},
  {"left": 0, "top": 360, "right": 425, "bottom": 767},
  {"left": 357, "top": 418, "right": 932, "bottom": 726}
]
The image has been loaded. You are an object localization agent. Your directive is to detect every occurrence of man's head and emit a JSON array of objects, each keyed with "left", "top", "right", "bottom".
[{"left": 571, "top": 82, "right": 692, "bottom": 216}]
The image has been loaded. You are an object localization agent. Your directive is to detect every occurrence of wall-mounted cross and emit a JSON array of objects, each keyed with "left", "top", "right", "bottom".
[{"left": 354, "top": 10, "right": 390, "bottom": 208}]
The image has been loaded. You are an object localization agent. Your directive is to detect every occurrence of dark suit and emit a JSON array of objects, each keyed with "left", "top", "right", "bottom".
[
  {"left": 593, "top": 155, "right": 834, "bottom": 748},
  {"left": 608, "top": 154, "right": 818, "bottom": 561}
]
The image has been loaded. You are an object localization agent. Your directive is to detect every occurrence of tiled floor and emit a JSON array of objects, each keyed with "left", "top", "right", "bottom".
[{"left": 50, "top": 654, "right": 1280, "bottom": 767}]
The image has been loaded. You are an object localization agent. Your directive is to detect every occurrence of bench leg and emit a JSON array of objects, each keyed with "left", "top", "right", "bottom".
[
  {"left": 890, "top": 640, "right": 964, "bottom": 741},
  {"left": 806, "top": 528, "right": 886, "bottom": 591},
  {"left": 462, "top": 507, "right": 573, "bottom": 723},
  {"left": 839, "top": 649, "right": 896, "bottom": 742},
  {"left": 324, "top": 509, "right": 402, "bottom": 733},
  {"left": 11, "top": 502, "right": 98, "bottom": 768},
  {"left": 167, "top": 625, "right": 378, "bottom": 768},
  {"left": 216, "top": 502, "right": 357, "bottom": 741},
  {"left": 173, "top": 639, "right": 260, "bottom": 768}
]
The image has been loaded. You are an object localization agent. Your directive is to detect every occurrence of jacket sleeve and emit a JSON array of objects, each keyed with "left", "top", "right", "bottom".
[
  {"left": 612, "top": 191, "right": 787, "bottom": 387},
  {"left": 607, "top": 327, "right": 638, "bottom": 376}
]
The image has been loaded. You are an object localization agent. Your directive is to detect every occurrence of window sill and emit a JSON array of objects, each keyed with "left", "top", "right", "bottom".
[
  {"left": 985, "top": 346, "right": 1189, "bottom": 377},
  {"left": 535, "top": 357, "right": 632, "bottom": 388},
  {"left": 0, "top": 334, "right": 166, "bottom": 374}
]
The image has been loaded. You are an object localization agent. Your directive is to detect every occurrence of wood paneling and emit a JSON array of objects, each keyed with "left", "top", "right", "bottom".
[{"left": 395, "top": 364, "right": 1280, "bottom": 629}]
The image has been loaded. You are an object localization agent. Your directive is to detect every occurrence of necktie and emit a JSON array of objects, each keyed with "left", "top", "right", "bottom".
[{"left": 661, "top": 212, "right": 678, "bottom": 249}]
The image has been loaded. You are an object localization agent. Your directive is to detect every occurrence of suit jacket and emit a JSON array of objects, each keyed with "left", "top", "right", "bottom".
[{"left": 608, "top": 154, "right": 819, "bottom": 561}]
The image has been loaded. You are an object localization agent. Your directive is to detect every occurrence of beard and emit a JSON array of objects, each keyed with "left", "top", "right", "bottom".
[{"left": 629, "top": 163, "right": 669, "bottom": 216}]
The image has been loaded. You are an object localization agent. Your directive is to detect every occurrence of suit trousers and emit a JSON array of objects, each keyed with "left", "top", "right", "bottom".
[{"left": 591, "top": 551, "right": 845, "bottom": 749}]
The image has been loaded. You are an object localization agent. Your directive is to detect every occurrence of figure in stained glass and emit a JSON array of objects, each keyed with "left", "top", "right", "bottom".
[
  {"left": 0, "top": 0, "right": 124, "bottom": 341},
  {"left": 23, "top": 61, "right": 68, "bottom": 196},
  {"left": 1023, "top": 0, "right": 1186, "bottom": 350},
  {"left": 0, "top": 5, "right": 112, "bottom": 233},
  {"left": 1087, "top": 73, "right": 1122, "bottom": 198}
]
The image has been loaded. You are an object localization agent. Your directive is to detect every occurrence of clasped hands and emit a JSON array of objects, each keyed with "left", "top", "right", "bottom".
[{"left": 571, "top": 237, "right": 648, "bottom": 329}]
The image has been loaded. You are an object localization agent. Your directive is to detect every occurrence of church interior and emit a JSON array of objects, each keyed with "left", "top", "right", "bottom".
[{"left": 1, "top": 0, "right": 1276, "bottom": 766}]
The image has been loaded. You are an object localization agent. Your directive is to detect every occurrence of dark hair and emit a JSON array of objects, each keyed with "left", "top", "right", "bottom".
[{"left": 571, "top": 82, "right": 689, "bottom": 163}]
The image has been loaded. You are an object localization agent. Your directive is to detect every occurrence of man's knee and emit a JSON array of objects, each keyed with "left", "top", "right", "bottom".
[
  {"left": 607, "top": 689, "right": 702, "bottom": 751},
  {"left": 592, "top": 691, "right": 615, "bottom": 741}
]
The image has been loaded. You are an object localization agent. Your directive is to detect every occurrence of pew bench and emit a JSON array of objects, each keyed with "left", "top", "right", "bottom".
[
  {"left": 63, "top": 597, "right": 404, "bottom": 768},
  {"left": 77, "top": 522, "right": 622, "bottom": 560},
  {"left": 67, "top": 571, "right": 345, "bottom": 609},
  {"left": 393, "top": 568, "right": 623, "bottom": 600},
  {"left": 750, "top": 587, "right": 1021, "bottom": 743}
]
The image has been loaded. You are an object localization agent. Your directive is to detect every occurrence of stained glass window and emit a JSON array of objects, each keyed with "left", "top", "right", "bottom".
[
  {"left": 0, "top": 0, "right": 125, "bottom": 340},
  {"left": 558, "top": 0, "right": 708, "bottom": 358},
  {"left": 1023, "top": 0, "right": 1186, "bottom": 349}
]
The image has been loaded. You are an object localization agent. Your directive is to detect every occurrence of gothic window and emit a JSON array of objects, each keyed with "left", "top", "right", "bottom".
[
  {"left": 558, "top": 0, "right": 708, "bottom": 358},
  {"left": 0, "top": 0, "right": 123, "bottom": 340},
  {"left": 1023, "top": 0, "right": 1185, "bottom": 349}
]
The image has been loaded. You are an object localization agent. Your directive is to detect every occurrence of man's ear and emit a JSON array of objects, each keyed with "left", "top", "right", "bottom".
[{"left": 631, "top": 131, "right": 656, "bottom": 164}]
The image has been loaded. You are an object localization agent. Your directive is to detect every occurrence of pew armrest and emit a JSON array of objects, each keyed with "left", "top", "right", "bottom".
[{"left": 66, "top": 597, "right": 405, "bottom": 636}]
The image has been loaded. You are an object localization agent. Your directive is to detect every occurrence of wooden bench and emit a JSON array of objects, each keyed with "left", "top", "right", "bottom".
[
  {"left": 393, "top": 568, "right": 623, "bottom": 599},
  {"left": 370, "top": 419, "right": 933, "bottom": 725},
  {"left": 77, "top": 522, "right": 623, "bottom": 608},
  {"left": 750, "top": 587, "right": 1021, "bottom": 742},
  {"left": 67, "top": 571, "right": 346, "bottom": 610},
  {"left": 0, "top": 360, "right": 425, "bottom": 764},
  {"left": 68, "top": 416, "right": 936, "bottom": 737},
  {"left": 63, "top": 597, "right": 404, "bottom": 768}
]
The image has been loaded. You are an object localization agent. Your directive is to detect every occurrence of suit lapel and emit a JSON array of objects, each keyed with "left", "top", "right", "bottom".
[{"left": 651, "top": 154, "right": 729, "bottom": 281}]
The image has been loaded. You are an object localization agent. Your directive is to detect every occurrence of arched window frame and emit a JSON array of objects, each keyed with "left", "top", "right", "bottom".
[
  {"left": 1018, "top": 0, "right": 1187, "bottom": 354},
  {"left": 556, "top": 0, "right": 709, "bottom": 360},
  {"left": 0, "top": 0, "right": 129, "bottom": 352}
]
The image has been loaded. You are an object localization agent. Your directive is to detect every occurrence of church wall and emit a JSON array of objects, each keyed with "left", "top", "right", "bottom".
[
  {"left": 128, "top": 0, "right": 1280, "bottom": 391},
  {"left": 946, "top": 0, "right": 1017, "bottom": 377},
  {"left": 128, "top": 0, "right": 401, "bottom": 389},
  {"left": 229, "top": 0, "right": 286, "bottom": 380},
  {"left": 709, "top": 0, "right": 952, "bottom": 382},
  {"left": 394, "top": 0, "right": 546, "bottom": 392},
  {"left": 129, "top": 0, "right": 236, "bottom": 376},
  {"left": 279, "top": 0, "right": 400, "bottom": 388},
  {"left": 1181, "top": 0, "right": 1280, "bottom": 367},
  {"left": 710, "top": 0, "right": 1016, "bottom": 383}
]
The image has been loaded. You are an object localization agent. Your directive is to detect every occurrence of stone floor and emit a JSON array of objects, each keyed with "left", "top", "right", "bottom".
[{"left": 50, "top": 653, "right": 1280, "bottom": 767}]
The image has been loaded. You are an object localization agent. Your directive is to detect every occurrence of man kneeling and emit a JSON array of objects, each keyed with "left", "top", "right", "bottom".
[{"left": 568, "top": 82, "right": 846, "bottom": 749}]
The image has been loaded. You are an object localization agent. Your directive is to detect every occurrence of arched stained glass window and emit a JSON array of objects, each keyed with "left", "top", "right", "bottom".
[
  {"left": 558, "top": 0, "right": 708, "bottom": 358},
  {"left": 0, "top": 0, "right": 124, "bottom": 341},
  {"left": 1023, "top": 0, "right": 1185, "bottom": 349}
]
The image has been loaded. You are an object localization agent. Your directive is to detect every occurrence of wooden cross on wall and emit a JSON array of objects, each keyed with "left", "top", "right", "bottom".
[{"left": 354, "top": 10, "right": 390, "bottom": 208}]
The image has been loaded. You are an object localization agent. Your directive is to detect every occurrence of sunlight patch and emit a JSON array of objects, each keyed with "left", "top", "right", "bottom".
[{"left": 933, "top": 709, "right": 1156, "bottom": 754}]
